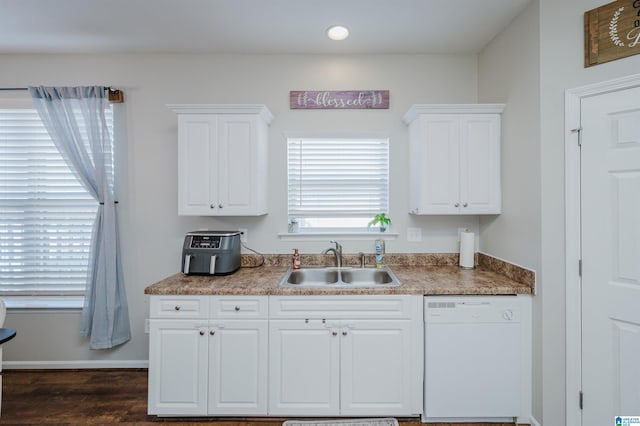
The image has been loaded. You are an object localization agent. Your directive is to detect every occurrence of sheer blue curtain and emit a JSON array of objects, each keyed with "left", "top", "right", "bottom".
[{"left": 28, "top": 86, "right": 130, "bottom": 349}]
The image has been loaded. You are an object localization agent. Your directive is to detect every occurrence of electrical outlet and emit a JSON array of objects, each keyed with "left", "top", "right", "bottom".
[
  {"left": 144, "top": 319, "right": 150, "bottom": 334},
  {"left": 238, "top": 228, "right": 248, "bottom": 243},
  {"left": 407, "top": 227, "right": 422, "bottom": 242}
]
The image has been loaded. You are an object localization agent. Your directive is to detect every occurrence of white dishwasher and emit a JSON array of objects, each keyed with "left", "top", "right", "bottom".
[{"left": 423, "top": 296, "right": 521, "bottom": 423}]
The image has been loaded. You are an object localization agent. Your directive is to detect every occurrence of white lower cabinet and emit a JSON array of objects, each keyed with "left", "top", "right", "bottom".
[
  {"left": 207, "top": 320, "right": 268, "bottom": 414},
  {"left": 148, "top": 296, "right": 268, "bottom": 416},
  {"left": 268, "top": 295, "right": 423, "bottom": 417},
  {"left": 148, "top": 294, "right": 423, "bottom": 418},
  {"left": 268, "top": 319, "right": 340, "bottom": 415},
  {"left": 340, "top": 320, "right": 414, "bottom": 416},
  {"left": 148, "top": 319, "right": 209, "bottom": 415}
]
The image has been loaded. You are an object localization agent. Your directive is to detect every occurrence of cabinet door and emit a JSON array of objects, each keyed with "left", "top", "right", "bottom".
[
  {"left": 268, "top": 319, "right": 340, "bottom": 415},
  {"left": 459, "top": 114, "right": 501, "bottom": 214},
  {"left": 148, "top": 320, "right": 208, "bottom": 415},
  {"left": 340, "top": 320, "right": 415, "bottom": 416},
  {"left": 177, "top": 115, "right": 218, "bottom": 215},
  {"left": 410, "top": 116, "right": 460, "bottom": 214},
  {"left": 208, "top": 320, "right": 268, "bottom": 415},
  {"left": 217, "top": 115, "right": 266, "bottom": 215}
]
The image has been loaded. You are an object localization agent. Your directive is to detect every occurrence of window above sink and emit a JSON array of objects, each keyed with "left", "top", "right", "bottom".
[{"left": 286, "top": 134, "right": 389, "bottom": 234}]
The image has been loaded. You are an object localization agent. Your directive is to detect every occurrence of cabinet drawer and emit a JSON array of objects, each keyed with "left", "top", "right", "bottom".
[
  {"left": 149, "top": 295, "right": 209, "bottom": 319},
  {"left": 270, "top": 295, "right": 421, "bottom": 320},
  {"left": 211, "top": 296, "right": 268, "bottom": 319}
]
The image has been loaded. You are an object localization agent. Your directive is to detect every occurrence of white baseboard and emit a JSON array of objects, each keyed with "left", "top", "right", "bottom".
[{"left": 3, "top": 360, "right": 148, "bottom": 369}]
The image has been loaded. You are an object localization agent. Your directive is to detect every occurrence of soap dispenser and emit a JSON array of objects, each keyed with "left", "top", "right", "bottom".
[
  {"left": 292, "top": 248, "right": 301, "bottom": 269},
  {"left": 374, "top": 239, "right": 385, "bottom": 269}
]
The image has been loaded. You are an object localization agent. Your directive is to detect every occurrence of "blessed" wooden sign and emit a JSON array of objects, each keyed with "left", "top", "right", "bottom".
[
  {"left": 585, "top": 0, "right": 640, "bottom": 67},
  {"left": 290, "top": 90, "right": 389, "bottom": 109}
]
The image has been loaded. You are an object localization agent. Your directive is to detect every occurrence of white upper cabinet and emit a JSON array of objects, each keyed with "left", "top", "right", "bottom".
[
  {"left": 169, "top": 104, "right": 273, "bottom": 216},
  {"left": 403, "top": 104, "right": 504, "bottom": 215}
]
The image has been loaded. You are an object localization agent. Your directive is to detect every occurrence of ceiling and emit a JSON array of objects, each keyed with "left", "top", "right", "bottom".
[{"left": 0, "top": 0, "right": 531, "bottom": 55}]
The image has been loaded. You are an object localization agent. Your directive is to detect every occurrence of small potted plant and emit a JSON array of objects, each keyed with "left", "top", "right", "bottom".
[{"left": 368, "top": 213, "right": 392, "bottom": 232}]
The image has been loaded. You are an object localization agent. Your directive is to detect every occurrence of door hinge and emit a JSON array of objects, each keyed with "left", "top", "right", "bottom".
[
  {"left": 571, "top": 128, "right": 582, "bottom": 146},
  {"left": 579, "top": 390, "right": 584, "bottom": 410},
  {"left": 579, "top": 259, "right": 582, "bottom": 277}
]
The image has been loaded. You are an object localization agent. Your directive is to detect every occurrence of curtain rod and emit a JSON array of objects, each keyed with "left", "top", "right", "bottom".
[{"left": 0, "top": 86, "right": 124, "bottom": 103}]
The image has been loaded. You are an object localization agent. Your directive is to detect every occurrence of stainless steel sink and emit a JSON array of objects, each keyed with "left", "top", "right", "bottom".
[
  {"left": 280, "top": 266, "right": 401, "bottom": 288},
  {"left": 340, "top": 269, "right": 395, "bottom": 285},
  {"left": 285, "top": 268, "right": 339, "bottom": 286}
]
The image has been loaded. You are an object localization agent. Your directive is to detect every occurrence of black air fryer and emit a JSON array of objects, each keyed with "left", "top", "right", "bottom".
[{"left": 181, "top": 231, "right": 241, "bottom": 275}]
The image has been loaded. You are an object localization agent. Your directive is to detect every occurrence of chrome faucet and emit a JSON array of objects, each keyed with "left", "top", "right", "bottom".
[{"left": 321, "top": 240, "right": 343, "bottom": 268}]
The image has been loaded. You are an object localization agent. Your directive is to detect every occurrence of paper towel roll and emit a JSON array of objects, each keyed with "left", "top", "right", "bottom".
[{"left": 459, "top": 231, "right": 475, "bottom": 269}]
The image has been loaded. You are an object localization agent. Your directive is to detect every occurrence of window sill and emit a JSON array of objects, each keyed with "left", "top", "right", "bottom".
[
  {"left": 3, "top": 296, "right": 84, "bottom": 311},
  {"left": 278, "top": 231, "right": 398, "bottom": 241}
]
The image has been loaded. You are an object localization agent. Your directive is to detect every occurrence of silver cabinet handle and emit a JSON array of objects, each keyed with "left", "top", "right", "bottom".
[
  {"left": 174, "top": 305, "right": 181, "bottom": 311},
  {"left": 332, "top": 330, "right": 337, "bottom": 336},
  {"left": 218, "top": 204, "right": 223, "bottom": 209},
  {"left": 342, "top": 330, "right": 348, "bottom": 336},
  {"left": 210, "top": 329, "right": 215, "bottom": 335},
  {"left": 234, "top": 306, "right": 240, "bottom": 311},
  {"left": 199, "top": 330, "right": 205, "bottom": 336},
  {"left": 463, "top": 202, "right": 468, "bottom": 207},
  {"left": 210, "top": 204, "right": 215, "bottom": 209},
  {"left": 454, "top": 202, "right": 460, "bottom": 208}
]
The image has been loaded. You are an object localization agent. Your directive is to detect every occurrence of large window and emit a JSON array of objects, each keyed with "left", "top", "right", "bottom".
[
  {"left": 287, "top": 136, "right": 389, "bottom": 232},
  {"left": 0, "top": 103, "right": 113, "bottom": 299}
]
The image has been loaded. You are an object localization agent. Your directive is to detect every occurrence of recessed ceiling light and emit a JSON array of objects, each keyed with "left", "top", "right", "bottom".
[{"left": 326, "top": 25, "right": 349, "bottom": 41}]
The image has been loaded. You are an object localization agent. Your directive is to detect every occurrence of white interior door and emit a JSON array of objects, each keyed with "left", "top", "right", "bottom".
[{"left": 581, "top": 86, "right": 640, "bottom": 425}]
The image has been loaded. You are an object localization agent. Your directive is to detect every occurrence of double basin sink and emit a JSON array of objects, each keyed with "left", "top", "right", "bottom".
[{"left": 280, "top": 266, "right": 401, "bottom": 288}]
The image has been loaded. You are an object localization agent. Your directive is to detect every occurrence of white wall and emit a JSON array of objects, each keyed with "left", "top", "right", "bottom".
[
  {"left": 477, "top": 1, "right": 541, "bottom": 422},
  {"left": 1, "top": 53, "right": 479, "bottom": 364},
  {"left": 539, "top": 0, "right": 640, "bottom": 425}
]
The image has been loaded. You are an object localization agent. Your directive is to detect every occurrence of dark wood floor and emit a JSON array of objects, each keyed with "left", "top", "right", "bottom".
[{"left": 1, "top": 369, "right": 527, "bottom": 425}]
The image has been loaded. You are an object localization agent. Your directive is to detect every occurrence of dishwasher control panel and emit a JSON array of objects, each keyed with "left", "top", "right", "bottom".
[{"left": 425, "top": 297, "right": 520, "bottom": 323}]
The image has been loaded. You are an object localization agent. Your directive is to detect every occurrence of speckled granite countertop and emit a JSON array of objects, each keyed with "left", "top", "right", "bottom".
[{"left": 144, "top": 253, "right": 534, "bottom": 296}]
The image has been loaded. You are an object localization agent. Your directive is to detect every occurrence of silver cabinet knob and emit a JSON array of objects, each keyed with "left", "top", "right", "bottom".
[
  {"left": 463, "top": 202, "right": 468, "bottom": 208},
  {"left": 210, "top": 204, "right": 215, "bottom": 209},
  {"left": 210, "top": 329, "right": 215, "bottom": 335},
  {"left": 332, "top": 331, "right": 337, "bottom": 336},
  {"left": 174, "top": 305, "right": 181, "bottom": 311},
  {"left": 218, "top": 204, "right": 223, "bottom": 209},
  {"left": 342, "top": 330, "right": 348, "bottom": 336},
  {"left": 454, "top": 202, "right": 460, "bottom": 208},
  {"left": 234, "top": 306, "right": 240, "bottom": 311},
  {"left": 199, "top": 330, "right": 205, "bottom": 336}
]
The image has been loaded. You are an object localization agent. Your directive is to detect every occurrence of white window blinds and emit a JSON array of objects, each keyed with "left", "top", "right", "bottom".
[
  {"left": 287, "top": 137, "right": 389, "bottom": 229},
  {"left": 0, "top": 107, "right": 113, "bottom": 296}
]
